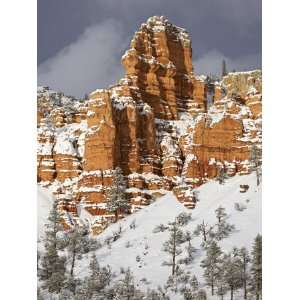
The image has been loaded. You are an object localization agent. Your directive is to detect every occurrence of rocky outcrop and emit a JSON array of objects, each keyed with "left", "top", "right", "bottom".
[{"left": 37, "top": 16, "right": 262, "bottom": 233}]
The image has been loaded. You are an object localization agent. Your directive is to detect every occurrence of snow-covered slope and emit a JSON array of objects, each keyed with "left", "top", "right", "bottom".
[
  {"left": 37, "top": 186, "right": 54, "bottom": 240},
  {"left": 72, "top": 173, "right": 261, "bottom": 295}
]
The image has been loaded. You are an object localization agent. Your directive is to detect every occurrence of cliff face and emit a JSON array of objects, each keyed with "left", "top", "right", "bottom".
[{"left": 37, "top": 16, "right": 262, "bottom": 233}]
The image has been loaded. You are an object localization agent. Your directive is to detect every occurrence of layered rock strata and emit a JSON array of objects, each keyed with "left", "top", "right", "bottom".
[{"left": 37, "top": 16, "right": 262, "bottom": 234}]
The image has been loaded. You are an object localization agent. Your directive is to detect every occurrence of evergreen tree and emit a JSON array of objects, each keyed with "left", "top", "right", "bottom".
[
  {"left": 115, "top": 267, "right": 140, "bottom": 300},
  {"left": 222, "top": 59, "right": 228, "bottom": 77},
  {"left": 194, "top": 220, "right": 209, "bottom": 242},
  {"left": 182, "top": 275, "right": 207, "bottom": 300},
  {"left": 250, "top": 144, "right": 262, "bottom": 186},
  {"left": 215, "top": 206, "right": 227, "bottom": 224},
  {"left": 216, "top": 220, "right": 235, "bottom": 241},
  {"left": 106, "top": 167, "right": 130, "bottom": 222},
  {"left": 146, "top": 287, "right": 170, "bottom": 300},
  {"left": 200, "top": 240, "right": 223, "bottom": 295},
  {"left": 217, "top": 166, "right": 226, "bottom": 184},
  {"left": 184, "top": 230, "right": 192, "bottom": 245},
  {"left": 162, "top": 221, "right": 184, "bottom": 276},
  {"left": 38, "top": 199, "right": 66, "bottom": 293},
  {"left": 87, "top": 252, "right": 112, "bottom": 298},
  {"left": 235, "top": 247, "right": 251, "bottom": 299},
  {"left": 216, "top": 273, "right": 228, "bottom": 300},
  {"left": 250, "top": 235, "right": 262, "bottom": 300},
  {"left": 65, "top": 224, "right": 96, "bottom": 277},
  {"left": 222, "top": 251, "right": 243, "bottom": 300},
  {"left": 185, "top": 242, "right": 197, "bottom": 264}
]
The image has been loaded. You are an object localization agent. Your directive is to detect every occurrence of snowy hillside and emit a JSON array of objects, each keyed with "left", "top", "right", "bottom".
[
  {"left": 65, "top": 172, "right": 260, "bottom": 297},
  {"left": 38, "top": 172, "right": 261, "bottom": 299},
  {"left": 37, "top": 186, "right": 54, "bottom": 240}
]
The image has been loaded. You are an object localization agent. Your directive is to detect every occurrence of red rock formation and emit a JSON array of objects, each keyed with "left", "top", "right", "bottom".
[{"left": 37, "top": 17, "right": 262, "bottom": 233}]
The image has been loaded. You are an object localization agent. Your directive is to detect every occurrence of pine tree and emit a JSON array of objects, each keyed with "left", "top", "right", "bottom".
[
  {"left": 222, "top": 59, "right": 228, "bottom": 77},
  {"left": 250, "top": 144, "right": 262, "bottom": 186},
  {"left": 250, "top": 235, "right": 262, "bottom": 300},
  {"left": 217, "top": 166, "right": 226, "bottom": 184},
  {"left": 216, "top": 274, "right": 228, "bottom": 300},
  {"left": 116, "top": 267, "right": 136, "bottom": 300},
  {"left": 222, "top": 251, "right": 243, "bottom": 300},
  {"left": 87, "top": 252, "right": 112, "bottom": 298},
  {"left": 216, "top": 220, "right": 235, "bottom": 241},
  {"left": 215, "top": 206, "right": 227, "bottom": 224},
  {"left": 106, "top": 167, "right": 130, "bottom": 222},
  {"left": 184, "top": 275, "right": 207, "bottom": 300},
  {"left": 194, "top": 220, "right": 209, "bottom": 242},
  {"left": 162, "top": 220, "right": 184, "bottom": 276},
  {"left": 185, "top": 242, "right": 197, "bottom": 264},
  {"left": 146, "top": 287, "right": 170, "bottom": 300},
  {"left": 235, "top": 247, "right": 251, "bottom": 299},
  {"left": 201, "top": 240, "right": 223, "bottom": 295},
  {"left": 216, "top": 266, "right": 228, "bottom": 300},
  {"left": 38, "top": 199, "right": 66, "bottom": 293},
  {"left": 65, "top": 224, "right": 95, "bottom": 277}
]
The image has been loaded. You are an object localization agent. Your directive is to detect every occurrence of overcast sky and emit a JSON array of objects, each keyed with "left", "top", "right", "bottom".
[{"left": 38, "top": 0, "right": 261, "bottom": 97}]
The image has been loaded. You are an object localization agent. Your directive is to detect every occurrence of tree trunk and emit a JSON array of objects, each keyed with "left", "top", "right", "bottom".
[
  {"left": 243, "top": 266, "right": 247, "bottom": 299},
  {"left": 172, "top": 251, "right": 175, "bottom": 276},
  {"left": 115, "top": 210, "right": 118, "bottom": 223},
  {"left": 70, "top": 248, "right": 76, "bottom": 276},
  {"left": 231, "top": 286, "right": 234, "bottom": 300},
  {"left": 172, "top": 235, "right": 176, "bottom": 276},
  {"left": 211, "top": 280, "right": 214, "bottom": 295}
]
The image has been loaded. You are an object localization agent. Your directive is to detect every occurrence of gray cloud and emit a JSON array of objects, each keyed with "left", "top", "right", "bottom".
[
  {"left": 38, "top": 0, "right": 261, "bottom": 96},
  {"left": 38, "top": 20, "right": 126, "bottom": 97}
]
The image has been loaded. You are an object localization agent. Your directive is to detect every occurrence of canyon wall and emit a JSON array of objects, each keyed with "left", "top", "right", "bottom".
[{"left": 37, "top": 16, "right": 262, "bottom": 233}]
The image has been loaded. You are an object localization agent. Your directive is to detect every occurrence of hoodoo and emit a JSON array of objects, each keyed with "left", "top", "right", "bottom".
[{"left": 37, "top": 16, "right": 262, "bottom": 234}]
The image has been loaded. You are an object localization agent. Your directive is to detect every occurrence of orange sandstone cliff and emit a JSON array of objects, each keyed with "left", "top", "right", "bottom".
[{"left": 37, "top": 16, "right": 262, "bottom": 234}]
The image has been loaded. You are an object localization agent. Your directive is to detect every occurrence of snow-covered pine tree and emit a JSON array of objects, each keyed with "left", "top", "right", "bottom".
[
  {"left": 176, "top": 212, "right": 192, "bottom": 226},
  {"left": 166, "top": 267, "right": 190, "bottom": 294},
  {"left": 145, "top": 286, "right": 170, "bottom": 300},
  {"left": 38, "top": 199, "right": 66, "bottom": 294},
  {"left": 182, "top": 230, "right": 196, "bottom": 263},
  {"left": 200, "top": 240, "right": 223, "bottom": 296},
  {"left": 185, "top": 242, "right": 196, "bottom": 264},
  {"left": 181, "top": 275, "right": 207, "bottom": 300},
  {"left": 222, "top": 251, "right": 243, "bottom": 300},
  {"left": 250, "top": 235, "right": 262, "bottom": 300},
  {"left": 214, "top": 206, "right": 235, "bottom": 240},
  {"left": 62, "top": 274, "right": 82, "bottom": 297},
  {"left": 87, "top": 252, "right": 112, "bottom": 299},
  {"left": 216, "top": 220, "right": 235, "bottom": 241},
  {"left": 250, "top": 144, "right": 262, "bottom": 186},
  {"left": 194, "top": 220, "right": 209, "bottom": 242},
  {"left": 215, "top": 206, "right": 227, "bottom": 223},
  {"left": 64, "top": 224, "right": 96, "bottom": 277},
  {"left": 162, "top": 220, "right": 184, "bottom": 276},
  {"left": 217, "top": 165, "right": 226, "bottom": 184},
  {"left": 106, "top": 167, "right": 130, "bottom": 222},
  {"left": 216, "top": 271, "right": 228, "bottom": 300},
  {"left": 235, "top": 247, "right": 251, "bottom": 299},
  {"left": 115, "top": 267, "right": 137, "bottom": 300}
]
